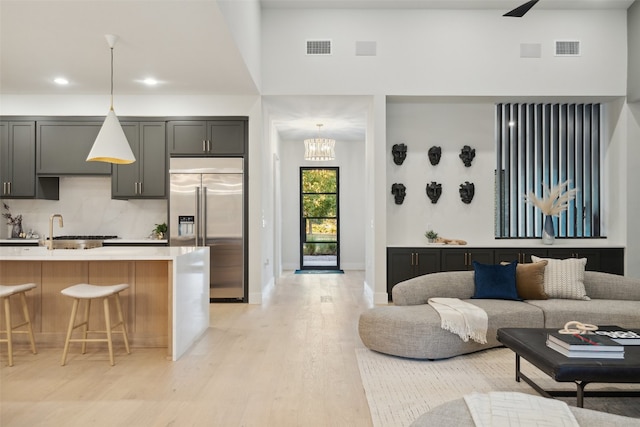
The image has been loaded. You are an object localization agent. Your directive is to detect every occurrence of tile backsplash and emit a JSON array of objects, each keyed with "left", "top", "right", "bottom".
[{"left": 2, "top": 177, "right": 167, "bottom": 239}]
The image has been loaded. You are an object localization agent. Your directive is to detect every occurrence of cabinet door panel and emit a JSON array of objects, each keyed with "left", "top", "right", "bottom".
[
  {"left": 387, "top": 249, "right": 416, "bottom": 292},
  {"left": 1, "top": 122, "right": 36, "bottom": 198},
  {"left": 414, "top": 249, "right": 440, "bottom": 276},
  {"left": 111, "top": 123, "right": 141, "bottom": 197},
  {"left": 37, "top": 122, "right": 111, "bottom": 175},
  {"left": 440, "top": 249, "right": 470, "bottom": 271},
  {"left": 208, "top": 121, "right": 245, "bottom": 154},
  {"left": 167, "top": 121, "right": 207, "bottom": 154},
  {"left": 139, "top": 122, "right": 166, "bottom": 197}
]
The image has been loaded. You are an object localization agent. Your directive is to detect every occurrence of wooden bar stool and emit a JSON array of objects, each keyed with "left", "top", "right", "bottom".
[
  {"left": 0, "top": 283, "right": 37, "bottom": 367},
  {"left": 60, "top": 283, "right": 131, "bottom": 366}
]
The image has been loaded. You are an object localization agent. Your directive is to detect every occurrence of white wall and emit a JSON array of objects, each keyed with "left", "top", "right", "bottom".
[
  {"left": 627, "top": 102, "right": 640, "bottom": 278},
  {"left": 629, "top": 1, "right": 640, "bottom": 102},
  {"left": 262, "top": 9, "right": 628, "bottom": 97},
  {"left": 279, "top": 137, "right": 366, "bottom": 271},
  {"left": 386, "top": 99, "right": 496, "bottom": 246}
]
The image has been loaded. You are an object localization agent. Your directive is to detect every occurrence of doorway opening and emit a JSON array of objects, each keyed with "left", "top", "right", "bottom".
[{"left": 300, "top": 167, "right": 340, "bottom": 270}]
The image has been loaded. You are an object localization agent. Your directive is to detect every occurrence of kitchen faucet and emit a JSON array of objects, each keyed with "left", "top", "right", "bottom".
[{"left": 48, "top": 214, "right": 64, "bottom": 250}]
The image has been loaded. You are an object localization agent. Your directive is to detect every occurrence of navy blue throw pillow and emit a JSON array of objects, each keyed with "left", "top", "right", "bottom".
[{"left": 472, "top": 260, "right": 520, "bottom": 300}]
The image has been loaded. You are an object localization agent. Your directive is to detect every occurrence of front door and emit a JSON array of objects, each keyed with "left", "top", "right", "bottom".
[{"left": 300, "top": 167, "right": 339, "bottom": 270}]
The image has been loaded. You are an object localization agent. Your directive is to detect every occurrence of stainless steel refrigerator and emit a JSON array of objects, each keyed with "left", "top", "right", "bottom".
[{"left": 169, "top": 157, "right": 245, "bottom": 301}]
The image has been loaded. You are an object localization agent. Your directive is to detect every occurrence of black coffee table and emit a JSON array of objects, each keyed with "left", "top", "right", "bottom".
[{"left": 497, "top": 327, "right": 640, "bottom": 407}]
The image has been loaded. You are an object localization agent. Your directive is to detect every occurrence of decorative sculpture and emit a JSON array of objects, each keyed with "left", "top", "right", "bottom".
[
  {"left": 428, "top": 146, "right": 442, "bottom": 166},
  {"left": 459, "top": 181, "right": 475, "bottom": 204},
  {"left": 392, "top": 143, "right": 407, "bottom": 165},
  {"left": 459, "top": 145, "right": 476, "bottom": 167},
  {"left": 391, "top": 183, "right": 407, "bottom": 205},
  {"left": 426, "top": 181, "right": 442, "bottom": 204}
]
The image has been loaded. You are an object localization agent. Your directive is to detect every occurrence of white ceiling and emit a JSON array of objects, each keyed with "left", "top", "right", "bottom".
[{"left": 0, "top": 0, "right": 635, "bottom": 143}]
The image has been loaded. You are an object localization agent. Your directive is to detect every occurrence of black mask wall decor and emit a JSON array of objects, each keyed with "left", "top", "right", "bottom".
[
  {"left": 459, "top": 181, "right": 475, "bottom": 204},
  {"left": 428, "top": 146, "right": 441, "bottom": 166},
  {"left": 459, "top": 145, "right": 476, "bottom": 167},
  {"left": 392, "top": 143, "right": 407, "bottom": 165},
  {"left": 391, "top": 183, "right": 406, "bottom": 205},
  {"left": 426, "top": 181, "right": 442, "bottom": 204}
]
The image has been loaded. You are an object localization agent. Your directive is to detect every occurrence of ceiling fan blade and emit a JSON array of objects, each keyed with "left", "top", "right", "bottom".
[{"left": 503, "top": 0, "right": 540, "bottom": 17}]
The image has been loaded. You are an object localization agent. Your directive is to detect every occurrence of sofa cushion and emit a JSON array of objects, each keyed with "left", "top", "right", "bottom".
[
  {"left": 502, "top": 260, "right": 549, "bottom": 300},
  {"left": 525, "top": 299, "right": 640, "bottom": 329},
  {"left": 531, "top": 255, "right": 589, "bottom": 300},
  {"left": 473, "top": 261, "right": 519, "bottom": 300}
]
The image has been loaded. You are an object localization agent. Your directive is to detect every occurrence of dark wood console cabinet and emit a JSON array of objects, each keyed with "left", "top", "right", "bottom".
[{"left": 387, "top": 246, "right": 624, "bottom": 300}]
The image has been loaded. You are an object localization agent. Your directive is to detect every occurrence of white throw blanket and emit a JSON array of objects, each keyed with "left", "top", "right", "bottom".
[
  {"left": 464, "top": 392, "right": 580, "bottom": 426},
  {"left": 428, "top": 297, "right": 488, "bottom": 344}
]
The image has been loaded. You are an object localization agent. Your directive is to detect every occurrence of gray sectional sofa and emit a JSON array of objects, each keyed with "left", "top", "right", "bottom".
[{"left": 358, "top": 270, "right": 640, "bottom": 359}]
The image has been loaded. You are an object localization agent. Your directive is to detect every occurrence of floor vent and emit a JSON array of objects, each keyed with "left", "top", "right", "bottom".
[
  {"left": 555, "top": 40, "right": 580, "bottom": 56},
  {"left": 307, "top": 39, "right": 332, "bottom": 55}
]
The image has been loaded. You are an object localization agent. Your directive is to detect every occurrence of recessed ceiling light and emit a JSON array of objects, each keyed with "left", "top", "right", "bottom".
[
  {"left": 54, "top": 77, "right": 69, "bottom": 85},
  {"left": 143, "top": 78, "right": 158, "bottom": 86}
]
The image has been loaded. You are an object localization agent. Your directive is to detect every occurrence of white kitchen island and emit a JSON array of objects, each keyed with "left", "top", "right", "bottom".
[{"left": 0, "top": 246, "right": 209, "bottom": 361}]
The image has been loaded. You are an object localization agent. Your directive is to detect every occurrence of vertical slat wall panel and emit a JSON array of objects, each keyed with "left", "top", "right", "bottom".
[{"left": 495, "top": 103, "right": 602, "bottom": 238}]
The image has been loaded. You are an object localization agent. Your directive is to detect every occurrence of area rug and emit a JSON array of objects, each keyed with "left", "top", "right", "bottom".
[{"left": 356, "top": 347, "right": 640, "bottom": 427}]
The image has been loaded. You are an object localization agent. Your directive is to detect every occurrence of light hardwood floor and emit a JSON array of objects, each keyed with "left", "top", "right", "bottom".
[{"left": 1, "top": 270, "right": 375, "bottom": 427}]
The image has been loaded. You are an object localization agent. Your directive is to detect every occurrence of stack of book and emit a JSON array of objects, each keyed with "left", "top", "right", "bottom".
[{"left": 546, "top": 332, "right": 625, "bottom": 359}]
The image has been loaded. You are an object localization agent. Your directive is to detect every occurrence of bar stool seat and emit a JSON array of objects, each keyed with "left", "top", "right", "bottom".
[
  {"left": 1, "top": 283, "right": 37, "bottom": 367},
  {"left": 60, "top": 283, "right": 130, "bottom": 366}
]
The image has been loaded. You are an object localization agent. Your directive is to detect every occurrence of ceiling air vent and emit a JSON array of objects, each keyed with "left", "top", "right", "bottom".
[
  {"left": 555, "top": 40, "right": 580, "bottom": 56},
  {"left": 306, "top": 39, "right": 332, "bottom": 55}
]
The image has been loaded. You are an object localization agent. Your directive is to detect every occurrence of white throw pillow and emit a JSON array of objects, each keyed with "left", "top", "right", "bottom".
[{"left": 531, "top": 255, "right": 590, "bottom": 300}]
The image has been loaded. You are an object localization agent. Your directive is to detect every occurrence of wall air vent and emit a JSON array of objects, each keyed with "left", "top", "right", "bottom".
[
  {"left": 306, "top": 40, "right": 332, "bottom": 55},
  {"left": 555, "top": 40, "right": 580, "bottom": 56}
]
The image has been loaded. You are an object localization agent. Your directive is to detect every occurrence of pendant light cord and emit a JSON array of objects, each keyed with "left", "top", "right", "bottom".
[{"left": 110, "top": 46, "right": 114, "bottom": 111}]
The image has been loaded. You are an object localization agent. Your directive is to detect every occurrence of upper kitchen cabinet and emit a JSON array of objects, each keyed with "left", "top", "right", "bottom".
[
  {"left": 0, "top": 121, "right": 36, "bottom": 198},
  {"left": 167, "top": 119, "right": 247, "bottom": 156},
  {"left": 112, "top": 122, "right": 167, "bottom": 199},
  {"left": 36, "top": 121, "right": 111, "bottom": 175}
]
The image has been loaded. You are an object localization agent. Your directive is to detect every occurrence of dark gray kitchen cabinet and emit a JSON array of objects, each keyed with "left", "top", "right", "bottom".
[
  {"left": 0, "top": 121, "right": 36, "bottom": 198},
  {"left": 112, "top": 122, "right": 166, "bottom": 199},
  {"left": 440, "top": 248, "right": 494, "bottom": 271},
  {"left": 387, "top": 247, "right": 440, "bottom": 298},
  {"left": 167, "top": 119, "right": 246, "bottom": 155},
  {"left": 37, "top": 121, "right": 111, "bottom": 175}
]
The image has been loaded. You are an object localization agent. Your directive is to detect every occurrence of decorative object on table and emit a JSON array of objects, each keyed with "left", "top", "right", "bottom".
[
  {"left": 426, "top": 181, "right": 442, "bottom": 203},
  {"left": 425, "top": 230, "right": 439, "bottom": 243},
  {"left": 153, "top": 222, "right": 167, "bottom": 239},
  {"left": 459, "top": 145, "right": 475, "bottom": 167},
  {"left": 524, "top": 180, "right": 578, "bottom": 245},
  {"left": 2, "top": 202, "right": 23, "bottom": 238},
  {"left": 558, "top": 321, "right": 598, "bottom": 335},
  {"left": 391, "top": 183, "right": 406, "bottom": 205},
  {"left": 459, "top": 181, "right": 475, "bottom": 204},
  {"left": 391, "top": 143, "right": 407, "bottom": 165},
  {"left": 435, "top": 237, "right": 468, "bottom": 245},
  {"left": 428, "top": 146, "right": 441, "bottom": 165},
  {"left": 594, "top": 326, "right": 640, "bottom": 345}
]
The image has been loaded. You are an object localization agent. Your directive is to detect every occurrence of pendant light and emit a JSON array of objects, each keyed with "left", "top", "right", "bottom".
[
  {"left": 304, "top": 124, "right": 335, "bottom": 161},
  {"left": 86, "top": 34, "right": 136, "bottom": 164}
]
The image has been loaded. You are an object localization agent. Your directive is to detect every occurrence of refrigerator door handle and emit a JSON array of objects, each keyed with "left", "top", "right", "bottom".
[
  {"left": 202, "top": 186, "right": 208, "bottom": 244},
  {"left": 195, "top": 186, "right": 201, "bottom": 246}
]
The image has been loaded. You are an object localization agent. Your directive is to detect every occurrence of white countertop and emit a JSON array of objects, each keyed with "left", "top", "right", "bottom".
[
  {"left": 388, "top": 240, "right": 624, "bottom": 248},
  {"left": 0, "top": 245, "right": 205, "bottom": 261}
]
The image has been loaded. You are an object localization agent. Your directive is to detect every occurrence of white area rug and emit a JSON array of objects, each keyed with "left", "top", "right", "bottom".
[{"left": 356, "top": 347, "right": 640, "bottom": 427}]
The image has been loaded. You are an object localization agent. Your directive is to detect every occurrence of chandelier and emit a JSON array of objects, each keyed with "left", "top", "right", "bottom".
[{"left": 304, "top": 124, "right": 335, "bottom": 161}]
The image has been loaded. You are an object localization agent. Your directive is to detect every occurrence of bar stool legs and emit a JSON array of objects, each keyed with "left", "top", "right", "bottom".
[
  {"left": 0, "top": 283, "right": 37, "bottom": 367},
  {"left": 61, "top": 283, "right": 130, "bottom": 366}
]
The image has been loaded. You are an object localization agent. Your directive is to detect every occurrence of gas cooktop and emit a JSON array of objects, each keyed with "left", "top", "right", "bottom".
[{"left": 52, "top": 235, "right": 118, "bottom": 240}]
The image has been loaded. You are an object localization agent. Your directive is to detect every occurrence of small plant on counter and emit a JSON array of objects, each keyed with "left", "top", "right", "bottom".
[
  {"left": 153, "top": 222, "right": 167, "bottom": 239},
  {"left": 425, "top": 230, "right": 438, "bottom": 243},
  {"left": 3, "top": 202, "right": 23, "bottom": 238}
]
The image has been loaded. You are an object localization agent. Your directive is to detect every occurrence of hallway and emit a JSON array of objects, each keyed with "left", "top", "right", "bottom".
[{"left": 1, "top": 270, "right": 375, "bottom": 426}]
